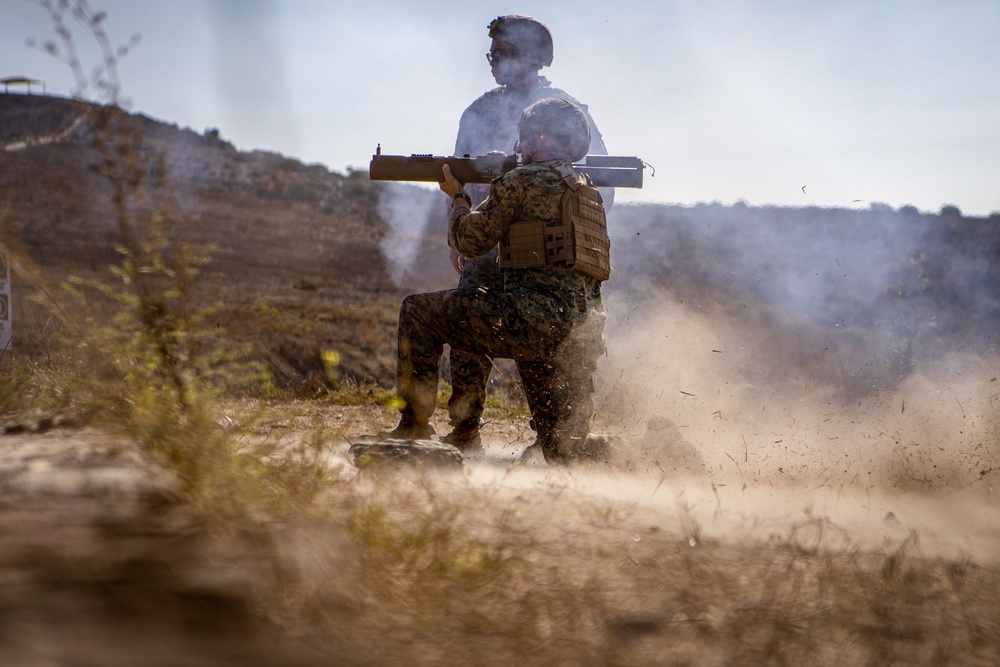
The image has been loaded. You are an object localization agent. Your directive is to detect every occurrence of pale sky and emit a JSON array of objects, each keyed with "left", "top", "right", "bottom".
[{"left": 3, "top": 0, "right": 999, "bottom": 216}]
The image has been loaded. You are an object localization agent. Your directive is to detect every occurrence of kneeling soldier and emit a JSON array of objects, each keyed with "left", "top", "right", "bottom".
[{"left": 387, "top": 97, "right": 610, "bottom": 463}]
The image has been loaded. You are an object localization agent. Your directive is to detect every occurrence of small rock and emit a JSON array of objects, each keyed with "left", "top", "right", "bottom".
[{"left": 348, "top": 438, "right": 464, "bottom": 470}]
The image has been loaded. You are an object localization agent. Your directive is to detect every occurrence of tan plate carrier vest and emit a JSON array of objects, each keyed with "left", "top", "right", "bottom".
[{"left": 497, "top": 162, "right": 611, "bottom": 281}]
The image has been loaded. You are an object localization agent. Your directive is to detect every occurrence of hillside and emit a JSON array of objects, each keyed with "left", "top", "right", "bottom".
[
  {"left": 1, "top": 94, "right": 434, "bottom": 387},
  {"left": 2, "top": 92, "right": 999, "bottom": 397},
  {"left": 605, "top": 201, "right": 1000, "bottom": 396}
]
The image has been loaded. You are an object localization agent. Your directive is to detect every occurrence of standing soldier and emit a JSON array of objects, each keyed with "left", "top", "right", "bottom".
[
  {"left": 387, "top": 98, "right": 610, "bottom": 463},
  {"left": 443, "top": 15, "right": 612, "bottom": 456}
]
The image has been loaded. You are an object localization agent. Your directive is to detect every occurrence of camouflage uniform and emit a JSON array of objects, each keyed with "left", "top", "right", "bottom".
[
  {"left": 447, "top": 80, "right": 610, "bottom": 438},
  {"left": 399, "top": 162, "right": 605, "bottom": 461}
]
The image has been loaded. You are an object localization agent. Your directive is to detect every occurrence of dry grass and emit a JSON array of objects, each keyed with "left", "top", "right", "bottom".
[
  {"left": 3, "top": 391, "right": 999, "bottom": 665},
  {"left": 171, "top": 432, "right": 1000, "bottom": 666}
]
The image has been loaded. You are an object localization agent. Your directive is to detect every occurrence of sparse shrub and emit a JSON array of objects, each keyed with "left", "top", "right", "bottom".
[{"left": 6, "top": 0, "right": 334, "bottom": 522}]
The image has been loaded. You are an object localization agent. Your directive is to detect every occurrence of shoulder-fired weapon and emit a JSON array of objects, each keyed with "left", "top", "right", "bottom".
[{"left": 368, "top": 145, "right": 644, "bottom": 188}]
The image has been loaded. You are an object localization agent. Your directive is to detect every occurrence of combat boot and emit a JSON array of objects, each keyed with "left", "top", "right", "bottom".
[
  {"left": 378, "top": 416, "right": 435, "bottom": 441},
  {"left": 441, "top": 420, "right": 483, "bottom": 453}
]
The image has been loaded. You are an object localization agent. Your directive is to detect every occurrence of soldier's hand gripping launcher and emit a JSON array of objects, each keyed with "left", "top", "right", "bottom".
[{"left": 368, "top": 146, "right": 644, "bottom": 189}]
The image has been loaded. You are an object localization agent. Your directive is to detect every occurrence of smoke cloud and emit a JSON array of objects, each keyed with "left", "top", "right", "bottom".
[
  {"left": 376, "top": 183, "right": 446, "bottom": 288},
  {"left": 593, "top": 202, "right": 999, "bottom": 499}
]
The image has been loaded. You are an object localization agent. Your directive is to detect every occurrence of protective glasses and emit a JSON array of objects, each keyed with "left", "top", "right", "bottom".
[{"left": 486, "top": 44, "right": 520, "bottom": 64}]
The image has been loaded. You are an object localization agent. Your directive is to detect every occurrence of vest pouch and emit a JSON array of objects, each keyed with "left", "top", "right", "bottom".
[
  {"left": 562, "top": 184, "right": 610, "bottom": 282},
  {"left": 497, "top": 163, "right": 611, "bottom": 282},
  {"left": 499, "top": 220, "right": 577, "bottom": 270}
]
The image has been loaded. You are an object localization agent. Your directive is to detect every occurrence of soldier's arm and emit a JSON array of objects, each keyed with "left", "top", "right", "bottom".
[{"left": 444, "top": 167, "right": 520, "bottom": 259}]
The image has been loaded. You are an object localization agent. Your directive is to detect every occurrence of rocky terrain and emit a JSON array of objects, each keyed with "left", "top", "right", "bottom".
[{"left": 4, "top": 93, "right": 999, "bottom": 394}]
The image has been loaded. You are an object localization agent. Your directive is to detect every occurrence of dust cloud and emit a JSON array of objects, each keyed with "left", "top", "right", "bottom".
[
  {"left": 557, "top": 297, "right": 1000, "bottom": 560},
  {"left": 598, "top": 300, "right": 997, "bottom": 483}
]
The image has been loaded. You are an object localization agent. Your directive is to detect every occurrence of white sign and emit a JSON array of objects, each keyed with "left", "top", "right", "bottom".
[{"left": 0, "top": 251, "right": 10, "bottom": 354}]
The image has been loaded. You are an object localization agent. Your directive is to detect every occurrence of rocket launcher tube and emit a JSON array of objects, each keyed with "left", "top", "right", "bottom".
[{"left": 369, "top": 150, "right": 644, "bottom": 189}]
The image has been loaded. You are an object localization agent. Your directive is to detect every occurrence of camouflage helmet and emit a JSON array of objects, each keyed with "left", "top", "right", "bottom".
[
  {"left": 487, "top": 15, "right": 554, "bottom": 68},
  {"left": 519, "top": 98, "right": 591, "bottom": 162}
]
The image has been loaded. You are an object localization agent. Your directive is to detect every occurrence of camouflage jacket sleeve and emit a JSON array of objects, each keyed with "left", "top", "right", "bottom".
[{"left": 447, "top": 164, "right": 564, "bottom": 259}]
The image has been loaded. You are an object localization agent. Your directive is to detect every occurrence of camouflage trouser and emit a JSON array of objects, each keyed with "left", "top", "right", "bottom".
[
  {"left": 447, "top": 254, "right": 503, "bottom": 431},
  {"left": 449, "top": 346, "right": 598, "bottom": 460},
  {"left": 398, "top": 282, "right": 600, "bottom": 460},
  {"left": 448, "top": 256, "right": 606, "bottom": 459},
  {"left": 516, "top": 352, "right": 597, "bottom": 461}
]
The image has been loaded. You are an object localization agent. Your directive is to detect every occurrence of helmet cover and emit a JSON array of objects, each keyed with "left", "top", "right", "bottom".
[
  {"left": 487, "top": 15, "right": 554, "bottom": 67},
  {"left": 519, "top": 97, "right": 591, "bottom": 162}
]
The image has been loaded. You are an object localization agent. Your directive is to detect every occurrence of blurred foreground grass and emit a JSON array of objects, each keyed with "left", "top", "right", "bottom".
[{"left": 2, "top": 395, "right": 998, "bottom": 665}]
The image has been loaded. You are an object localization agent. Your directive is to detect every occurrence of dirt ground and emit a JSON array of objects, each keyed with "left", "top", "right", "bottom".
[{"left": 1, "top": 398, "right": 997, "bottom": 666}]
